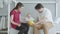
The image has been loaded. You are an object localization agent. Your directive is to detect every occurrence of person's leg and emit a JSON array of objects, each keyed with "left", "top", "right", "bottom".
[
  {"left": 45, "top": 22, "right": 53, "bottom": 29},
  {"left": 24, "top": 23, "right": 29, "bottom": 34},
  {"left": 43, "top": 24, "right": 48, "bottom": 34},
  {"left": 16, "top": 24, "right": 27, "bottom": 34},
  {"left": 18, "top": 30, "right": 24, "bottom": 34},
  {"left": 22, "top": 23, "right": 29, "bottom": 34},
  {"left": 43, "top": 22, "right": 53, "bottom": 34},
  {"left": 33, "top": 23, "right": 42, "bottom": 34},
  {"left": 16, "top": 26, "right": 24, "bottom": 34}
]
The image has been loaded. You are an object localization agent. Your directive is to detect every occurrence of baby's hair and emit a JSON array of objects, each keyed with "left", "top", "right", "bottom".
[{"left": 27, "top": 13, "right": 30, "bottom": 15}]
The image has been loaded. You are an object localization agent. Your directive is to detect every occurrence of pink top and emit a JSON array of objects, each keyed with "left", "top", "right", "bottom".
[{"left": 10, "top": 10, "right": 21, "bottom": 29}]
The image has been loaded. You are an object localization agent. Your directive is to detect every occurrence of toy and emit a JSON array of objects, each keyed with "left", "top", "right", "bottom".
[{"left": 29, "top": 20, "right": 34, "bottom": 26}]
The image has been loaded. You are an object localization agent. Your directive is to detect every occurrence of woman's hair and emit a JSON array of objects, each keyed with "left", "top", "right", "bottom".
[
  {"left": 12, "top": 2, "right": 24, "bottom": 10},
  {"left": 35, "top": 3, "right": 44, "bottom": 9}
]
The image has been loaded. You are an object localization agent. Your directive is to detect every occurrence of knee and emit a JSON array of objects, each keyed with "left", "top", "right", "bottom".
[
  {"left": 43, "top": 24, "right": 47, "bottom": 29},
  {"left": 33, "top": 25, "right": 37, "bottom": 28}
]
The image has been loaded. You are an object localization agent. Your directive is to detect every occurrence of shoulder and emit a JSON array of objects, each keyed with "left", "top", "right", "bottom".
[
  {"left": 44, "top": 8, "right": 50, "bottom": 11},
  {"left": 44, "top": 8, "right": 52, "bottom": 16},
  {"left": 10, "top": 10, "right": 15, "bottom": 13},
  {"left": 44, "top": 8, "right": 51, "bottom": 13},
  {"left": 10, "top": 10, "right": 16, "bottom": 15}
]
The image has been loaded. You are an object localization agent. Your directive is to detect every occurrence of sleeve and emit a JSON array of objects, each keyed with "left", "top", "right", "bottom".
[
  {"left": 10, "top": 10, "right": 15, "bottom": 16},
  {"left": 44, "top": 10, "right": 53, "bottom": 22},
  {"left": 25, "top": 17, "right": 29, "bottom": 21}
]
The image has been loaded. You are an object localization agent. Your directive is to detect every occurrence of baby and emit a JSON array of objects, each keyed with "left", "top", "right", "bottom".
[{"left": 24, "top": 13, "right": 35, "bottom": 26}]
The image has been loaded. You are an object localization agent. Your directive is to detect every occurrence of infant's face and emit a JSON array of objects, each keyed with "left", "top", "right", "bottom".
[{"left": 27, "top": 14, "right": 31, "bottom": 18}]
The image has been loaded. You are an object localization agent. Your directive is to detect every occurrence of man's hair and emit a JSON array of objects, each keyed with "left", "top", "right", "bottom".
[{"left": 35, "top": 3, "right": 44, "bottom": 9}]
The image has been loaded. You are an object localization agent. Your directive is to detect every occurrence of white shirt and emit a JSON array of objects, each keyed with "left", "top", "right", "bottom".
[
  {"left": 38, "top": 8, "right": 53, "bottom": 24},
  {"left": 22, "top": 16, "right": 35, "bottom": 23},
  {"left": 25, "top": 17, "right": 34, "bottom": 21}
]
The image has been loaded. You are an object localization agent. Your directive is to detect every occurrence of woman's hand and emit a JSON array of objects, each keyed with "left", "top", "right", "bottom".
[{"left": 18, "top": 24, "right": 21, "bottom": 27}]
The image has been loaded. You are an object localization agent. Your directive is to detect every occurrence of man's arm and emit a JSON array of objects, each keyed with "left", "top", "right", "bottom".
[{"left": 41, "top": 10, "right": 53, "bottom": 23}]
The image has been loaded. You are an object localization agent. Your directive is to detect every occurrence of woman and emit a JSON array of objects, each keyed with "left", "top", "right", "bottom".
[{"left": 10, "top": 2, "right": 29, "bottom": 34}]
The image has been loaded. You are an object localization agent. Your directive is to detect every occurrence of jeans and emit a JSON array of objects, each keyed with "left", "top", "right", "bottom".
[{"left": 16, "top": 23, "right": 29, "bottom": 34}]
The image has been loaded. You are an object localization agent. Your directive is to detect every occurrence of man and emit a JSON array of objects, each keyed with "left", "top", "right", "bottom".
[{"left": 33, "top": 3, "right": 53, "bottom": 34}]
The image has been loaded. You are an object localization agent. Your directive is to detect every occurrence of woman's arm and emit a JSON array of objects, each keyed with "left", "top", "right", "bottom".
[{"left": 10, "top": 15, "right": 21, "bottom": 26}]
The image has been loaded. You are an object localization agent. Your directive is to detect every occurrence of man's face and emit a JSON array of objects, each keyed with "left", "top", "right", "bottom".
[{"left": 36, "top": 8, "right": 44, "bottom": 13}]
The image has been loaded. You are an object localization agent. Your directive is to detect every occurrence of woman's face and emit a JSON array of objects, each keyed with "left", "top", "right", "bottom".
[{"left": 18, "top": 7, "right": 24, "bottom": 12}]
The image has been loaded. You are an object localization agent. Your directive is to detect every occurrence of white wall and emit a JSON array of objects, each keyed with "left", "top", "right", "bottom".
[
  {"left": 10, "top": 1, "right": 15, "bottom": 11},
  {"left": 16, "top": 0, "right": 56, "bottom": 2},
  {"left": 56, "top": 1, "right": 60, "bottom": 17},
  {"left": 0, "top": 4, "right": 8, "bottom": 16}
]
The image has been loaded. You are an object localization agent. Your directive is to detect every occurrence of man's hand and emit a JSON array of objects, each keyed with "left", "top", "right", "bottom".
[{"left": 36, "top": 16, "right": 39, "bottom": 22}]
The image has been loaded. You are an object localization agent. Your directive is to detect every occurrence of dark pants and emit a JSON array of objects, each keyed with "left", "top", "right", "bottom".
[{"left": 16, "top": 23, "right": 29, "bottom": 34}]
